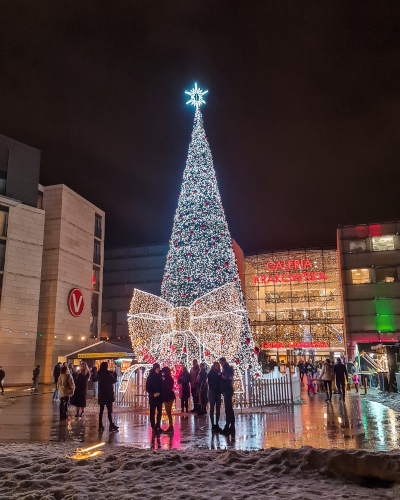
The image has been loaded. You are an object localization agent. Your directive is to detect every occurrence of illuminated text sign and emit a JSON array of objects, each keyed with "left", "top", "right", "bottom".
[
  {"left": 254, "top": 259, "right": 327, "bottom": 284},
  {"left": 261, "top": 341, "right": 329, "bottom": 349}
]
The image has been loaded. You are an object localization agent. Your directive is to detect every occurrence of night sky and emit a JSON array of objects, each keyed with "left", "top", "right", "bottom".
[{"left": 1, "top": 1, "right": 400, "bottom": 252}]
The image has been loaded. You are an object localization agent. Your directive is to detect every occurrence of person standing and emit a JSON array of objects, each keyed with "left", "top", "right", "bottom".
[
  {"left": 297, "top": 360, "right": 305, "bottom": 382},
  {"left": 74, "top": 362, "right": 90, "bottom": 417},
  {"left": 189, "top": 359, "right": 200, "bottom": 413},
  {"left": 32, "top": 365, "right": 40, "bottom": 391},
  {"left": 91, "top": 365, "right": 99, "bottom": 397},
  {"left": 53, "top": 362, "right": 61, "bottom": 401},
  {"left": 352, "top": 360, "right": 360, "bottom": 393},
  {"left": 334, "top": 358, "right": 348, "bottom": 402},
  {"left": 146, "top": 363, "right": 163, "bottom": 432},
  {"left": 161, "top": 366, "right": 175, "bottom": 433},
  {"left": 320, "top": 359, "right": 335, "bottom": 402},
  {"left": 57, "top": 365, "right": 75, "bottom": 420},
  {"left": 98, "top": 361, "right": 119, "bottom": 431},
  {"left": 0, "top": 366, "right": 5, "bottom": 394},
  {"left": 219, "top": 357, "right": 235, "bottom": 435},
  {"left": 207, "top": 362, "right": 222, "bottom": 432},
  {"left": 197, "top": 363, "right": 208, "bottom": 415},
  {"left": 178, "top": 366, "right": 190, "bottom": 413}
]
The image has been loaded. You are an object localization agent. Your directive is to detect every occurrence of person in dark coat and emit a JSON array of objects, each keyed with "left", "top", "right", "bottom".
[
  {"left": 334, "top": 358, "right": 348, "bottom": 402},
  {"left": 32, "top": 365, "right": 40, "bottom": 391},
  {"left": 161, "top": 366, "right": 175, "bottom": 433},
  {"left": 98, "top": 361, "right": 119, "bottom": 431},
  {"left": 53, "top": 362, "right": 61, "bottom": 401},
  {"left": 74, "top": 362, "right": 90, "bottom": 417},
  {"left": 146, "top": 363, "right": 163, "bottom": 432},
  {"left": 91, "top": 365, "right": 99, "bottom": 397},
  {"left": 189, "top": 359, "right": 200, "bottom": 412},
  {"left": 207, "top": 361, "right": 222, "bottom": 431},
  {"left": 219, "top": 357, "right": 235, "bottom": 435},
  {"left": 297, "top": 360, "right": 305, "bottom": 382},
  {"left": 0, "top": 366, "right": 5, "bottom": 394},
  {"left": 197, "top": 363, "right": 208, "bottom": 415},
  {"left": 178, "top": 366, "right": 190, "bottom": 413}
]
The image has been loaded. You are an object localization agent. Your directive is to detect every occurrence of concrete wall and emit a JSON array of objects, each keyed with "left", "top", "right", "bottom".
[
  {"left": 102, "top": 244, "right": 168, "bottom": 340},
  {"left": 36, "top": 185, "right": 104, "bottom": 383},
  {"left": 0, "top": 200, "right": 45, "bottom": 384}
]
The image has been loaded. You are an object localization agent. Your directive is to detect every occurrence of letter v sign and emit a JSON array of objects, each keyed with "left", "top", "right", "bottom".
[{"left": 68, "top": 288, "right": 85, "bottom": 317}]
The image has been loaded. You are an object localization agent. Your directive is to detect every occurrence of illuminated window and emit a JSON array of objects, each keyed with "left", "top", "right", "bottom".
[
  {"left": 350, "top": 269, "right": 370, "bottom": 284},
  {"left": 372, "top": 235, "right": 395, "bottom": 252},
  {"left": 375, "top": 267, "right": 397, "bottom": 283},
  {"left": 92, "top": 266, "right": 100, "bottom": 291},
  {"left": 349, "top": 239, "right": 366, "bottom": 253}
]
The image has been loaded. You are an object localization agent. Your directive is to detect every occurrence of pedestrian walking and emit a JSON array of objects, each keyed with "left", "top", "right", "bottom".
[
  {"left": 189, "top": 359, "right": 200, "bottom": 413},
  {"left": 207, "top": 361, "right": 222, "bottom": 432},
  {"left": 52, "top": 362, "right": 61, "bottom": 401},
  {"left": 91, "top": 365, "right": 99, "bottom": 397},
  {"left": 219, "top": 357, "right": 235, "bottom": 435},
  {"left": 146, "top": 362, "right": 163, "bottom": 432},
  {"left": 74, "top": 362, "right": 90, "bottom": 417},
  {"left": 98, "top": 361, "right": 119, "bottom": 431},
  {"left": 57, "top": 365, "right": 75, "bottom": 420},
  {"left": 352, "top": 360, "right": 360, "bottom": 393},
  {"left": 178, "top": 366, "right": 190, "bottom": 413},
  {"left": 32, "top": 365, "right": 40, "bottom": 391},
  {"left": 320, "top": 359, "right": 334, "bottom": 402},
  {"left": 0, "top": 366, "right": 5, "bottom": 394},
  {"left": 334, "top": 358, "right": 348, "bottom": 402},
  {"left": 197, "top": 363, "right": 208, "bottom": 415},
  {"left": 161, "top": 366, "right": 175, "bottom": 433},
  {"left": 297, "top": 360, "right": 305, "bottom": 382}
]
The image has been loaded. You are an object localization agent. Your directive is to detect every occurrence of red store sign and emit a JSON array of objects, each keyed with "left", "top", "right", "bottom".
[
  {"left": 261, "top": 341, "right": 329, "bottom": 349},
  {"left": 68, "top": 288, "right": 85, "bottom": 317},
  {"left": 254, "top": 259, "right": 327, "bottom": 284}
]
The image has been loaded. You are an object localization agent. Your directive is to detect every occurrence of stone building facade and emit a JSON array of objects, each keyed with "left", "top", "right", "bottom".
[{"left": 35, "top": 185, "right": 104, "bottom": 383}]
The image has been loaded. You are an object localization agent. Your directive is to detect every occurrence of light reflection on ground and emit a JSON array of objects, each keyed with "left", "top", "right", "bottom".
[{"left": 0, "top": 384, "right": 399, "bottom": 452}]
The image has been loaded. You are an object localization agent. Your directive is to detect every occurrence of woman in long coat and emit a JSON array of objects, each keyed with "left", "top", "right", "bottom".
[
  {"left": 178, "top": 366, "right": 190, "bottom": 413},
  {"left": 74, "top": 362, "right": 90, "bottom": 417},
  {"left": 98, "top": 362, "right": 119, "bottom": 432}
]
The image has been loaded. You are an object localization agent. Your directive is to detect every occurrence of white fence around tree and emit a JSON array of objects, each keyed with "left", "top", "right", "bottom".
[{"left": 115, "top": 365, "right": 301, "bottom": 409}]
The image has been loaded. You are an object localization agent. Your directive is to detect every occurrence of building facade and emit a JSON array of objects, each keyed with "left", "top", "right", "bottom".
[
  {"left": 0, "top": 135, "right": 45, "bottom": 384},
  {"left": 35, "top": 185, "right": 105, "bottom": 383},
  {"left": 243, "top": 247, "right": 345, "bottom": 363},
  {"left": 337, "top": 222, "right": 400, "bottom": 360},
  {"left": 102, "top": 244, "right": 168, "bottom": 343}
]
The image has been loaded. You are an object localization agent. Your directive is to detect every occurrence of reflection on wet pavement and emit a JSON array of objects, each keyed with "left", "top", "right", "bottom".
[{"left": 1, "top": 387, "right": 400, "bottom": 451}]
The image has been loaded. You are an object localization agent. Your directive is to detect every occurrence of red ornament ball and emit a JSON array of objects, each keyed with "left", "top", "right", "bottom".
[
  {"left": 254, "top": 347, "right": 260, "bottom": 355},
  {"left": 183, "top": 348, "right": 187, "bottom": 353},
  {"left": 245, "top": 338, "right": 250, "bottom": 344},
  {"left": 179, "top": 267, "right": 183, "bottom": 271},
  {"left": 205, "top": 350, "right": 210, "bottom": 356},
  {"left": 224, "top": 262, "right": 229, "bottom": 267},
  {"left": 182, "top": 293, "right": 186, "bottom": 298},
  {"left": 235, "top": 358, "right": 240, "bottom": 364}
]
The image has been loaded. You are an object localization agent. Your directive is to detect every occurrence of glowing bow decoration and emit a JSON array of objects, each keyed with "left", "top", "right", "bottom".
[{"left": 128, "top": 283, "right": 245, "bottom": 368}]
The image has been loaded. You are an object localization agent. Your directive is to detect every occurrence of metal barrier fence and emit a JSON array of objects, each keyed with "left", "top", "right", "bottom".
[{"left": 115, "top": 367, "right": 301, "bottom": 409}]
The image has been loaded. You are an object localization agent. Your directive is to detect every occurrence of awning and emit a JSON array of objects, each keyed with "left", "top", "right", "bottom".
[{"left": 65, "top": 341, "right": 135, "bottom": 359}]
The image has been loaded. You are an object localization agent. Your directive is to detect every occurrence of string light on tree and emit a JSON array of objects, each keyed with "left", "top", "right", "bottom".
[{"left": 128, "top": 84, "right": 262, "bottom": 379}]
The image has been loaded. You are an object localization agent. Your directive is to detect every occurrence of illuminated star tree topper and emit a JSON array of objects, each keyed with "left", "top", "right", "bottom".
[{"left": 185, "top": 82, "right": 208, "bottom": 109}]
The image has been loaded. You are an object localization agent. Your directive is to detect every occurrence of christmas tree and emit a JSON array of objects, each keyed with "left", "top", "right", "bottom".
[{"left": 159, "top": 84, "right": 261, "bottom": 377}]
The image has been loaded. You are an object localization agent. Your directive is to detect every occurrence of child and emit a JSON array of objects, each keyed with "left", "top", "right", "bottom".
[
  {"left": 352, "top": 371, "right": 359, "bottom": 393},
  {"left": 306, "top": 372, "right": 315, "bottom": 394}
]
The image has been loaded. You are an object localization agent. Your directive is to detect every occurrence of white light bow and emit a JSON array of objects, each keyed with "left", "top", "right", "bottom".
[{"left": 128, "top": 282, "right": 245, "bottom": 368}]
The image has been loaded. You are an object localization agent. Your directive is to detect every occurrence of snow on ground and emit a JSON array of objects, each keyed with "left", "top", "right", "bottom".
[
  {"left": 364, "top": 393, "right": 400, "bottom": 414},
  {"left": 1, "top": 443, "right": 400, "bottom": 499},
  {"left": 0, "top": 397, "right": 15, "bottom": 409}
]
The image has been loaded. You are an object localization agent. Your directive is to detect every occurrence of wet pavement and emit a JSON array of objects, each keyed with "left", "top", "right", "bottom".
[{"left": 1, "top": 385, "right": 400, "bottom": 451}]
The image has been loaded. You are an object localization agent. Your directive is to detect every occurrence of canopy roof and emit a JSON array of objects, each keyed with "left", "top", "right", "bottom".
[{"left": 65, "top": 341, "right": 135, "bottom": 358}]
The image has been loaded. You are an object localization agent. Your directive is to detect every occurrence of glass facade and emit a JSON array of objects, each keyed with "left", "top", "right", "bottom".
[{"left": 244, "top": 248, "right": 344, "bottom": 350}]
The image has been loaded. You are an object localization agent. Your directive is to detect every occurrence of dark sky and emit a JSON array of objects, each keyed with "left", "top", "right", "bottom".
[{"left": 1, "top": 1, "right": 400, "bottom": 252}]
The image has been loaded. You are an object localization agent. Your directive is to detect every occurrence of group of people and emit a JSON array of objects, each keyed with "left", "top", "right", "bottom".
[
  {"left": 52, "top": 361, "right": 119, "bottom": 431},
  {"left": 298, "top": 357, "right": 360, "bottom": 403},
  {"left": 146, "top": 357, "right": 236, "bottom": 435}
]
